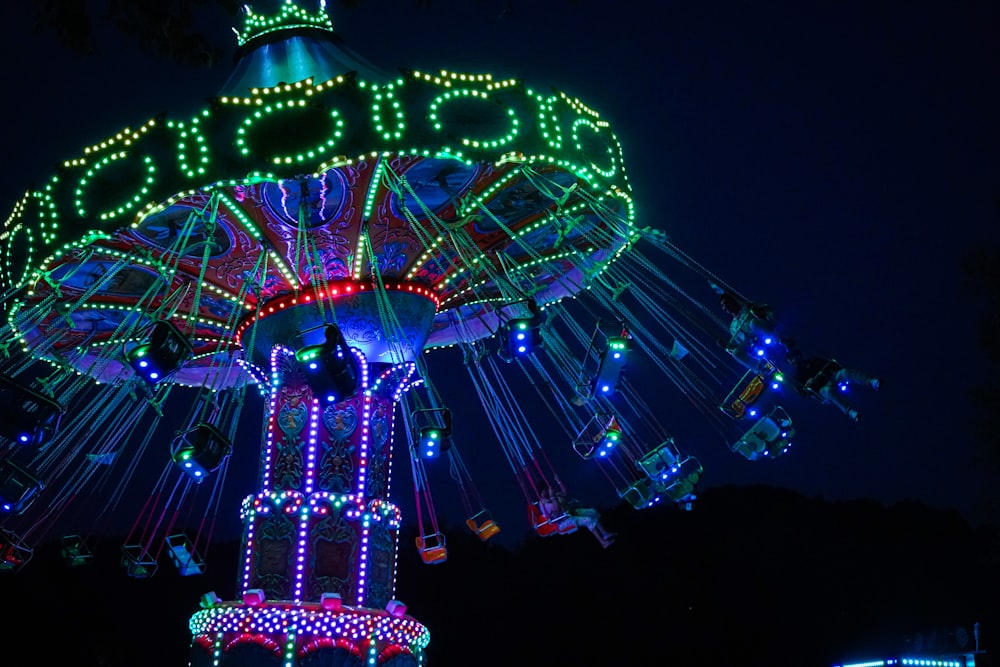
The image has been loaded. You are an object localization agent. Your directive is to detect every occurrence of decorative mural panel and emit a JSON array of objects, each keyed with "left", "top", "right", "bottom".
[
  {"left": 308, "top": 512, "right": 356, "bottom": 601},
  {"left": 253, "top": 513, "right": 297, "bottom": 600}
]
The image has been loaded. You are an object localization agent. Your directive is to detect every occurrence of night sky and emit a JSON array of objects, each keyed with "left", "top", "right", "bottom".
[{"left": 1, "top": 0, "right": 998, "bottom": 554}]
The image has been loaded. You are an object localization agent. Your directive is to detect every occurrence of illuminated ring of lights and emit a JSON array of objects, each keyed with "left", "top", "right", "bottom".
[
  {"left": 168, "top": 116, "right": 211, "bottom": 179},
  {"left": 363, "top": 506, "right": 401, "bottom": 530},
  {"left": 2, "top": 223, "right": 34, "bottom": 288},
  {"left": 427, "top": 90, "right": 520, "bottom": 150},
  {"left": 235, "top": 101, "right": 345, "bottom": 166},
  {"left": 368, "top": 499, "right": 403, "bottom": 527},
  {"left": 571, "top": 118, "right": 617, "bottom": 179},
  {"left": 236, "top": 3, "right": 333, "bottom": 47},
  {"left": 224, "top": 635, "right": 281, "bottom": 655},
  {"left": 535, "top": 92, "right": 565, "bottom": 151},
  {"left": 19, "top": 189, "right": 60, "bottom": 247},
  {"left": 247, "top": 491, "right": 366, "bottom": 517},
  {"left": 234, "top": 281, "right": 440, "bottom": 343},
  {"left": 189, "top": 603, "right": 431, "bottom": 651},
  {"left": 65, "top": 300, "right": 228, "bottom": 337},
  {"left": 372, "top": 85, "right": 406, "bottom": 142},
  {"left": 74, "top": 151, "right": 157, "bottom": 221},
  {"left": 306, "top": 492, "right": 367, "bottom": 517}
]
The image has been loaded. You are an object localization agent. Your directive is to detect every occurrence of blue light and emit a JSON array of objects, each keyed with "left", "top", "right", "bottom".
[
  {"left": 138, "top": 360, "right": 148, "bottom": 368},
  {"left": 601, "top": 384, "right": 610, "bottom": 393},
  {"left": 309, "top": 362, "right": 318, "bottom": 370},
  {"left": 613, "top": 352, "right": 621, "bottom": 359},
  {"left": 517, "top": 345, "right": 527, "bottom": 353},
  {"left": 1, "top": 503, "right": 9, "bottom": 512},
  {"left": 516, "top": 332, "right": 526, "bottom": 341},
  {"left": 749, "top": 408, "right": 757, "bottom": 417},
  {"left": 764, "top": 337, "right": 773, "bottom": 345},
  {"left": 756, "top": 349, "right": 764, "bottom": 357},
  {"left": 326, "top": 394, "right": 336, "bottom": 403},
  {"left": 149, "top": 372, "right": 159, "bottom": 380},
  {"left": 18, "top": 434, "right": 29, "bottom": 443}
]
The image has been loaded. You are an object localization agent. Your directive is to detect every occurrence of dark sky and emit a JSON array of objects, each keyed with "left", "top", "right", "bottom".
[{"left": 1, "top": 0, "right": 998, "bottom": 551}]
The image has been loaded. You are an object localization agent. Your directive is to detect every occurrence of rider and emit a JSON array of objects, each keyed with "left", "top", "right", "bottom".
[
  {"left": 717, "top": 290, "right": 793, "bottom": 374},
  {"left": 538, "top": 480, "right": 616, "bottom": 549},
  {"left": 786, "top": 350, "right": 880, "bottom": 422}
]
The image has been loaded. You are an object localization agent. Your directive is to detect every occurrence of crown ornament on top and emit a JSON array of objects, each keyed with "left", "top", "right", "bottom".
[{"left": 234, "top": 0, "right": 335, "bottom": 47}]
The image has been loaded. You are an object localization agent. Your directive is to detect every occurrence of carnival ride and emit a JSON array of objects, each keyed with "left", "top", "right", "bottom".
[{"left": 0, "top": 1, "right": 877, "bottom": 665}]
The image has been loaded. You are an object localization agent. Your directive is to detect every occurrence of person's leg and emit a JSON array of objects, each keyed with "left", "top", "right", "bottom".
[
  {"left": 572, "top": 511, "right": 598, "bottom": 532},
  {"left": 820, "top": 385, "right": 859, "bottom": 421},
  {"left": 833, "top": 367, "right": 880, "bottom": 390}
]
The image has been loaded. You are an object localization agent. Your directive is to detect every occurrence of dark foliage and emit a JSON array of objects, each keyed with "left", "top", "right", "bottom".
[
  {"left": 3, "top": 485, "right": 996, "bottom": 667},
  {"left": 960, "top": 198, "right": 1000, "bottom": 514}
]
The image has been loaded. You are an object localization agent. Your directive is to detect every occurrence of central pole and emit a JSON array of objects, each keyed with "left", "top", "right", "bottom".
[{"left": 187, "top": 343, "right": 430, "bottom": 666}]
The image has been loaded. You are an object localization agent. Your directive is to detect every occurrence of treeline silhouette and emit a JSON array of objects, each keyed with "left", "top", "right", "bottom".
[{"left": 2, "top": 485, "right": 997, "bottom": 667}]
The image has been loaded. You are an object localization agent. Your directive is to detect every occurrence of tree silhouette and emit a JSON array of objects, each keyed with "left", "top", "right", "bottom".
[
  {"left": 27, "top": 0, "right": 556, "bottom": 68},
  {"left": 960, "top": 195, "right": 1000, "bottom": 516}
]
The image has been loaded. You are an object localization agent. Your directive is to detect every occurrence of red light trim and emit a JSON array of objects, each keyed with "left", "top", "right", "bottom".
[{"left": 235, "top": 282, "right": 439, "bottom": 342}]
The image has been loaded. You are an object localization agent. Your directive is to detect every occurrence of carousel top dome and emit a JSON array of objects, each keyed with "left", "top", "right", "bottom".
[{"left": 222, "top": 0, "right": 394, "bottom": 95}]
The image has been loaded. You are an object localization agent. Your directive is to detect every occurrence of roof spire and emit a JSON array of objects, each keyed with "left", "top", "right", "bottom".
[{"left": 234, "top": 0, "right": 334, "bottom": 48}]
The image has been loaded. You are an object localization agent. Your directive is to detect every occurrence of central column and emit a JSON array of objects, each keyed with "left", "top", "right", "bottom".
[
  {"left": 238, "top": 345, "right": 412, "bottom": 608},
  {"left": 188, "top": 286, "right": 437, "bottom": 666}
]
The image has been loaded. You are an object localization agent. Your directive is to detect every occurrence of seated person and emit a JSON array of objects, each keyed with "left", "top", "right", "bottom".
[
  {"left": 538, "top": 482, "right": 616, "bottom": 549},
  {"left": 717, "top": 293, "right": 788, "bottom": 375},
  {"left": 786, "top": 350, "right": 880, "bottom": 422}
]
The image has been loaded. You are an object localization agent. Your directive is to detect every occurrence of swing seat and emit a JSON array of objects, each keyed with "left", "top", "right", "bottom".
[
  {"left": 719, "top": 364, "right": 775, "bottom": 420},
  {"left": 802, "top": 360, "right": 841, "bottom": 397},
  {"left": 620, "top": 477, "right": 658, "bottom": 510},
  {"left": 299, "top": 325, "right": 361, "bottom": 404},
  {"left": 411, "top": 408, "right": 453, "bottom": 460},
  {"left": 0, "top": 374, "right": 64, "bottom": 448},
  {"left": 465, "top": 511, "right": 500, "bottom": 542},
  {"left": 661, "top": 456, "right": 704, "bottom": 502},
  {"left": 590, "top": 336, "right": 631, "bottom": 397},
  {"left": 528, "top": 502, "right": 558, "bottom": 536},
  {"left": 171, "top": 422, "right": 232, "bottom": 483},
  {"left": 0, "top": 460, "right": 44, "bottom": 516},
  {"left": 572, "top": 413, "right": 621, "bottom": 460},
  {"left": 497, "top": 299, "right": 543, "bottom": 362},
  {"left": 595, "top": 422, "right": 622, "bottom": 458},
  {"left": 528, "top": 502, "right": 577, "bottom": 536},
  {"left": 637, "top": 438, "right": 682, "bottom": 481},
  {"left": 415, "top": 533, "right": 448, "bottom": 565},
  {"left": 60, "top": 535, "right": 93, "bottom": 567},
  {"left": 572, "top": 437, "right": 597, "bottom": 460},
  {"left": 502, "top": 317, "right": 542, "bottom": 359},
  {"left": 167, "top": 533, "right": 206, "bottom": 576},
  {"left": 121, "top": 544, "right": 158, "bottom": 579},
  {"left": 0, "top": 529, "right": 32, "bottom": 572},
  {"left": 125, "top": 319, "right": 193, "bottom": 386},
  {"left": 730, "top": 406, "right": 795, "bottom": 461}
]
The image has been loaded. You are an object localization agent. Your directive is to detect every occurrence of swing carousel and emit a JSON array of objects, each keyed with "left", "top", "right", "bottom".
[{"left": 0, "top": 1, "right": 859, "bottom": 665}]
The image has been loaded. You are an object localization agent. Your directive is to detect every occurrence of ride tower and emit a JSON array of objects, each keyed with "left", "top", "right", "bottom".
[
  {"left": 1, "top": 0, "right": 878, "bottom": 663},
  {"left": 0, "top": 1, "right": 641, "bottom": 665}
]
